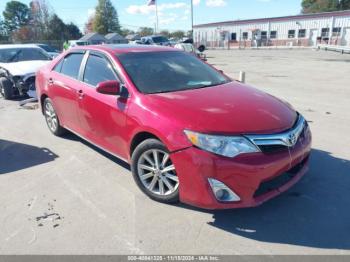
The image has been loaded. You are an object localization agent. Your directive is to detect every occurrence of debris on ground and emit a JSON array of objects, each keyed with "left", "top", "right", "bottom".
[{"left": 33, "top": 198, "right": 64, "bottom": 228}]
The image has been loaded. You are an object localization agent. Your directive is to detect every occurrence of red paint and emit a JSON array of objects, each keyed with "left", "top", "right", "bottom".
[{"left": 36, "top": 45, "right": 312, "bottom": 209}]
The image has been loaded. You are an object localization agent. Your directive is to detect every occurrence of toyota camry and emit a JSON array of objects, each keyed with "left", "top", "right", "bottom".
[{"left": 36, "top": 45, "right": 312, "bottom": 209}]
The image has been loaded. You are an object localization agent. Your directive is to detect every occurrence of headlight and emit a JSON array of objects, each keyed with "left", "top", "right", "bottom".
[{"left": 184, "top": 130, "right": 260, "bottom": 158}]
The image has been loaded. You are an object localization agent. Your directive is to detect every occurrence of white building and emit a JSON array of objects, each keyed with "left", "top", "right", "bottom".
[{"left": 193, "top": 10, "right": 350, "bottom": 48}]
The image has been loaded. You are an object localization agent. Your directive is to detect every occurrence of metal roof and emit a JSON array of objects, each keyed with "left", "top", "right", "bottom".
[
  {"left": 194, "top": 10, "right": 350, "bottom": 28},
  {"left": 79, "top": 33, "right": 106, "bottom": 41},
  {"left": 105, "top": 33, "right": 126, "bottom": 40}
]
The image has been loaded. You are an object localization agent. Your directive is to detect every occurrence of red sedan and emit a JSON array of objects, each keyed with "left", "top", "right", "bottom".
[{"left": 36, "top": 45, "right": 312, "bottom": 210}]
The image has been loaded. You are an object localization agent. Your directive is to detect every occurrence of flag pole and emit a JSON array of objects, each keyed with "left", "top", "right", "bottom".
[
  {"left": 155, "top": 0, "right": 159, "bottom": 34},
  {"left": 191, "top": 0, "right": 194, "bottom": 39}
]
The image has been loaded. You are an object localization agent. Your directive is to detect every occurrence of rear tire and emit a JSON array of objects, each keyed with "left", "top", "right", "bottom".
[
  {"left": 43, "top": 98, "right": 66, "bottom": 136},
  {"left": 0, "top": 77, "right": 14, "bottom": 100},
  {"left": 131, "top": 139, "right": 179, "bottom": 204}
]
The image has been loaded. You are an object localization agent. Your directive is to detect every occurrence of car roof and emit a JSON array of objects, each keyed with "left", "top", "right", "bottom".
[
  {"left": 74, "top": 44, "right": 179, "bottom": 55},
  {"left": 0, "top": 44, "right": 42, "bottom": 49}
]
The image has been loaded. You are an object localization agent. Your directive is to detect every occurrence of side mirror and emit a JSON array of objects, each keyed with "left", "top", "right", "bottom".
[{"left": 96, "top": 80, "right": 121, "bottom": 95}]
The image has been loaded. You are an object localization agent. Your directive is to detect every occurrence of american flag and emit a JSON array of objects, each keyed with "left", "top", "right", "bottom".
[{"left": 147, "top": 0, "right": 156, "bottom": 6}]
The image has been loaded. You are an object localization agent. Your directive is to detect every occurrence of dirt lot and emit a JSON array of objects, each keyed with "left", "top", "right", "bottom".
[{"left": 0, "top": 49, "right": 349, "bottom": 255}]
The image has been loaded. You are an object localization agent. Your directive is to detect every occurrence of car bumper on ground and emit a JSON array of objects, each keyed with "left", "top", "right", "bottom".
[{"left": 170, "top": 130, "right": 312, "bottom": 210}]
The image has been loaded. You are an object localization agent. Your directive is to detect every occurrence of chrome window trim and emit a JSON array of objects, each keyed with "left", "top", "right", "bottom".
[{"left": 245, "top": 115, "right": 306, "bottom": 148}]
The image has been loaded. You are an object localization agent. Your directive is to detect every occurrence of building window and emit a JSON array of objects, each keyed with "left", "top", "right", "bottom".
[
  {"left": 270, "top": 31, "right": 277, "bottom": 39},
  {"left": 242, "top": 32, "right": 248, "bottom": 40},
  {"left": 321, "top": 28, "right": 330, "bottom": 37},
  {"left": 288, "top": 30, "right": 296, "bottom": 38},
  {"left": 231, "top": 33, "right": 237, "bottom": 41},
  {"left": 261, "top": 31, "right": 267, "bottom": 40},
  {"left": 332, "top": 27, "right": 341, "bottom": 37},
  {"left": 298, "top": 29, "right": 306, "bottom": 38}
]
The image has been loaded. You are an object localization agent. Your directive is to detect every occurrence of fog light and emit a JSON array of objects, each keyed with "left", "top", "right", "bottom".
[{"left": 208, "top": 178, "right": 240, "bottom": 202}]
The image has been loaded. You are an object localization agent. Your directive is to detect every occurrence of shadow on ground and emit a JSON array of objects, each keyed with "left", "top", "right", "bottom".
[
  {"left": 63, "top": 132, "right": 131, "bottom": 170},
  {"left": 0, "top": 139, "right": 58, "bottom": 174},
  {"left": 203, "top": 149, "right": 350, "bottom": 250}
]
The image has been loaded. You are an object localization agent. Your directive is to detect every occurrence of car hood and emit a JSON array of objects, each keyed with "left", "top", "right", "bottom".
[
  {"left": 145, "top": 81, "right": 297, "bottom": 135},
  {"left": 0, "top": 60, "right": 49, "bottom": 76}
]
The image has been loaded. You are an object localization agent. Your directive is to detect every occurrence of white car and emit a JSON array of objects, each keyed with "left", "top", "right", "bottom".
[
  {"left": 35, "top": 44, "right": 60, "bottom": 58},
  {"left": 0, "top": 44, "right": 51, "bottom": 99}
]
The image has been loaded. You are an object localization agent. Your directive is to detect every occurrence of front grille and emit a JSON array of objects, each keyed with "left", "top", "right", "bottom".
[
  {"left": 246, "top": 114, "right": 307, "bottom": 153},
  {"left": 253, "top": 156, "right": 308, "bottom": 198},
  {"left": 257, "top": 122, "right": 308, "bottom": 154},
  {"left": 258, "top": 144, "right": 288, "bottom": 154}
]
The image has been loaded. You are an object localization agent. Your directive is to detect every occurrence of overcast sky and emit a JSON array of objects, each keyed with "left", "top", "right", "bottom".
[{"left": 0, "top": 0, "right": 302, "bottom": 32}]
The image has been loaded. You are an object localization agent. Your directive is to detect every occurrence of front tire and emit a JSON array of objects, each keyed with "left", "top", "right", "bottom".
[
  {"left": 44, "top": 98, "right": 66, "bottom": 136},
  {"left": 131, "top": 139, "right": 179, "bottom": 204},
  {"left": 0, "top": 77, "right": 14, "bottom": 100}
]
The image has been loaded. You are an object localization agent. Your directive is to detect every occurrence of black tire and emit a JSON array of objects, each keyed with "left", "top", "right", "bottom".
[
  {"left": 43, "top": 98, "right": 66, "bottom": 136},
  {"left": 0, "top": 77, "right": 14, "bottom": 100},
  {"left": 198, "top": 45, "right": 206, "bottom": 53},
  {"left": 131, "top": 139, "right": 179, "bottom": 204}
]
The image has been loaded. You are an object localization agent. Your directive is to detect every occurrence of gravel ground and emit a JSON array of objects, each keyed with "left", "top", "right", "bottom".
[{"left": 0, "top": 49, "right": 349, "bottom": 255}]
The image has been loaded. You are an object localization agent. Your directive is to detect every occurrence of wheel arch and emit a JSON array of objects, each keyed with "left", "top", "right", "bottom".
[
  {"left": 40, "top": 93, "right": 49, "bottom": 115},
  {"left": 129, "top": 131, "right": 163, "bottom": 157}
]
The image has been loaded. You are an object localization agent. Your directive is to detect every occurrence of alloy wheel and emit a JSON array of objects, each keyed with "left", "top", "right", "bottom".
[
  {"left": 45, "top": 101, "right": 58, "bottom": 132},
  {"left": 137, "top": 149, "right": 179, "bottom": 196}
]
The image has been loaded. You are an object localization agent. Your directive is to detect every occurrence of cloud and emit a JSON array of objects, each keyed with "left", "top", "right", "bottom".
[
  {"left": 126, "top": 5, "right": 154, "bottom": 15},
  {"left": 159, "top": 3, "right": 187, "bottom": 10},
  {"left": 126, "top": 2, "right": 188, "bottom": 15},
  {"left": 87, "top": 8, "right": 95, "bottom": 17},
  {"left": 193, "top": 0, "right": 201, "bottom": 6},
  {"left": 206, "top": 0, "right": 227, "bottom": 7}
]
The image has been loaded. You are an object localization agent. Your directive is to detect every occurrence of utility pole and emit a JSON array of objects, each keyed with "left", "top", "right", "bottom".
[
  {"left": 155, "top": 0, "right": 159, "bottom": 34},
  {"left": 191, "top": 0, "right": 194, "bottom": 40}
]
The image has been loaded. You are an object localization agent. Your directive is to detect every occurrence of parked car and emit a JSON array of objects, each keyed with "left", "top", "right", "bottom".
[
  {"left": 0, "top": 44, "right": 51, "bottom": 99},
  {"left": 141, "top": 35, "right": 171, "bottom": 46},
  {"left": 68, "top": 40, "right": 88, "bottom": 49},
  {"left": 174, "top": 43, "right": 207, "bottom": 61},
  {"left": 36, "top": 45, "right": 312, "bottom": 209},
  {"left": 182, "top": 38, "right": 206, "bottom": 52},
  {"left": 35, "top": 44, "right": 60, "bottom": 58}
]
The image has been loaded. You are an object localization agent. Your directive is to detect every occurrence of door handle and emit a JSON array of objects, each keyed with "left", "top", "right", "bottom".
[
  {"left": 48, "top": 78, "right": 54, "bottom": 85},
  {"left": 77, "top": 89, "right": 84, "bottom": 99}
]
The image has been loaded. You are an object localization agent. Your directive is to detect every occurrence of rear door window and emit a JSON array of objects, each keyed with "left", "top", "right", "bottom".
[
  {"left": 60, "top": 53, "right": 84, "bottom": 79},
  {"left": 83, "top": 54, "right": 117, "bottom": 87}
]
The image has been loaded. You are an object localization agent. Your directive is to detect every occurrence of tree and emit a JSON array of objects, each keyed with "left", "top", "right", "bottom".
[
  {"left": 93, "top": 0, "right": 121, "bottom": 34},
  {"left": 29, "top": 0, "right": 52, "bottom": 40},
  {"left": 47, "top": 14, "right": 65, "bottom": 40},
  {"left": 11, "top": 25, "right": 33, "bottom": 41},
  {"left": 159, "top": 29, "right": 170, "bottom": 38},
  {"left": 301, "top": 0, "right": 350, "bottom": 13},
  {"left": 340, "top": 0, "right": 350, "bottom": 9},
  {"left": 3, "top": 1, "right": 30, "bottom": 33},
  {"left": 170, "top": 30, "right": 185, "bottom": 39},
  {"left": 0, "top": 16, "right": 9, "bottom": 41},
  {"left": 65, "top": 22, "right": 82, "bottom": 39},
  {"left": 84, "top": 15, "right": 95, "bottom": 34},
  {"left": 138, "top": 27, "right": 154, "bottom": 37},
  {"left": 120, "top": 28, "right": 135, "bottom": 37}
]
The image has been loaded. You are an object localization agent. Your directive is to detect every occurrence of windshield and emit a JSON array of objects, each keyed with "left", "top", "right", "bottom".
[
  {"left": 0, "top": 48, "right": 51, "bottom": 63},
  {"left": 118, "top": 51, "right": 230, "bottom": 94},
  {"left": 152, "top": 36, "right": 169, "bottom": 43},
  {"left": 38, "top": 44, "right": 56, "bottom": 52}
]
